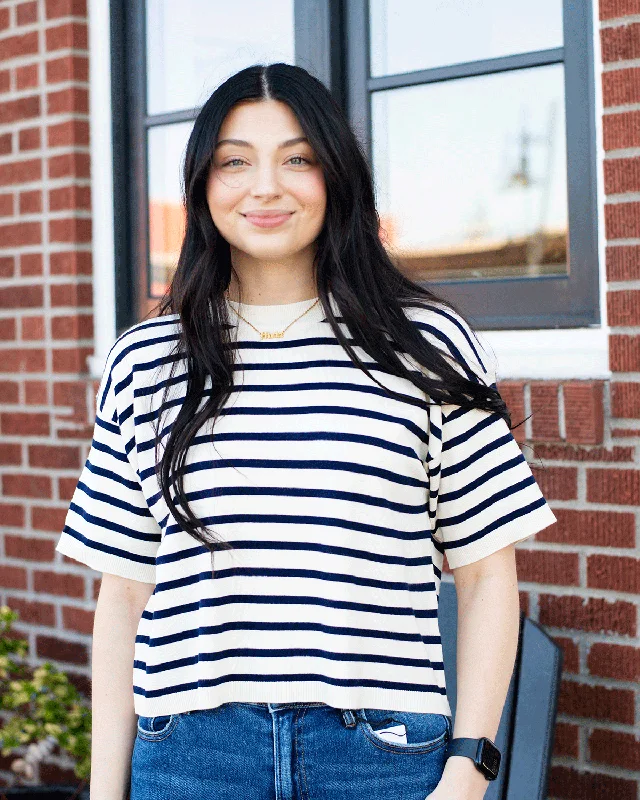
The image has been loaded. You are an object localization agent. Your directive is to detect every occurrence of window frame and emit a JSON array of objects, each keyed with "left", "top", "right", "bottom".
[
  {"left": 344, "top": 0, "right": 600, "bottom": 330},
  {"left": 110, "top": 0, "right": 341, "bottom": 335}
]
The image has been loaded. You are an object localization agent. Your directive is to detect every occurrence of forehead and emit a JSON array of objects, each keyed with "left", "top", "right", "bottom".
[{"left": 216, "top": 99, "right": 306, "bottom": 145}]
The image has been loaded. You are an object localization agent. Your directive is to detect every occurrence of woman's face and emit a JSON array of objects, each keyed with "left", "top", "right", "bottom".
[{"left": 206, "top": 99, "right": 327, "bottom": 264}]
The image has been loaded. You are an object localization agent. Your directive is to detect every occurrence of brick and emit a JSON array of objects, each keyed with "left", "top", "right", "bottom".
[
  {"left": 21, "top": 315, "right": 45, "bottom": 340},
  {"left": 28, "top": 443, "right": 81, "bottom": 469},
  {"left": 4, "top": 535, "right": 54, "bottom": 562},
  {"left": 548, "top": 764, "right": 636, "bottom": 800},
  {"left": 19, "top": 188, "right": 42, "bottom": 214},
  {"left": 0, "top": 31, "right": 39, "bottom": 60},
  {"left": 603, "top": 110, "right": 640, "bottom": 151},
  {"left": 552, "top": 722, "right": 580, "bottom": 758},
  {"left": 533, "top": 443, "right": 633, "bottom": 462},
  {"left": 4, "top": 596, "right": 54, "bottom": 626},
  {"left": 49, "top": 184, "right": 91, "bottom": 213},
  {"left": 0, "top": 284, "right": 43, "bottom": 309},
  {"left": 18, "top": 126, "right": 40, "bottom": 151},
  {"left": 50, "top": 281, "right": 93, "bottom": 306},
  {"left": 0, "top": 503, "right": 25, "bottom": 527},
  {"left": 50, "top": 249, "right": 92, "bottom": 276},
  {"left": 552, "top": 636, "right": 580, "bottom": 673},
  {"left": 605, "top": 201, "right": 640, "bottom": 238},
  {"left": 0, "top": 412, "right": 50, "bottom": 436},
  {"left": 45, "top": 21, "right": 88, "bottom": 52},
  {"left": 2, "top": 473, "right": 52, "bottom": 499},
  {"left": 604, "top": 156, "right": 640, "bottom": 194},
  {"left": 0, "top": 157, "right": 41, "bottom": 187},
  {"left": 607, "top": 288, "right": 640, "bottom": 326},
  {"left": 45, "top": 54, "right": 88, "bottom": 84},
  {"left": 563, "top": 382, "right": 605, "bottom": 445},
  {"left": 61, "top": 605, "right": 93, "bottom": 635},
  {"left": 46, "top": 0, "right": 89, "bottom": 21},
  {"left": 52, "top": 346, "right": 93, "bottom": 372},
  {"left": 20, "top": 252, "right": 42, "bottom": 276},
  {"left": 33, "top": 570, "right": 84, "bottom": 597},
  {"left": 530, "top": 465, "right": 577, "bottom": 500},
  {"left": 51, "top": 313, "right": 93, "bottom": 339},
  {"left": 47, "top": 119, "right": 89, "bottom": 148},
  {"left": 0, "top": 220, "right": 41, "bottom": 247},
  {"left": 49, "top": 215, "right": 92, "bottom": 243},
  {"left": 15, "top": 63, "right": 39, "bottom": 91},
  {"left": 600, "top": 0, "right": 640, "bottom": 19},
  {"left": 31, "top": 505, "right": 67, "bottom": 532},
  {"left": 539, "top": 594, "right": 636, "bottom": 636},
  {"left": 17, "top": 2, "right": 38, "bottom": 25},
  {"left": 610, "top": 333, "right": 640, "bottom": 371},
  {"left": 36, "top": 635, "right": 88, "bottom": 665},
  {"left": 536, "top": 508, "right": 636, "bottom": 547},
  {"left": 515, "top": 550, "right": 579, "bottom": 586},
  {"left": 589, "top": 729, "right": 640, "bottom": 770},
  {"left": 24, "top": 380, "right": 48, "bottom": 404},
  {"left": 587, "top": 554, "right": 640, "bottom": 593},
  {"left": 600, "top": 22, "right": 640, "bottom": 63},
  {"left": 611, "top": 381, "right": 640, "bottom": 417},
  {"left": 587, "top": 642, "right": 640, "bottom": 680},
  {"left": 529, "top": 382, "right": 561, "bottom": 441},
  {"left": 587, "top": 467, "right": 640, "bottom": 504},
  {"left": 46, "top": 86, "right": 89, "bottom": 115},
  {"left": 602, "top": 67, "right": 640, "bottom": 107},
  {"left": 557, "top": 679, "right": 635, "bottom": 724},
  {"left": 0, "top": 566, "right": 28, "bottom": 590},
  {"left": 0, "top": 442, "right": 21, "bottom": 465},
  {"left": 0, "top": 347, "right": 47, "bottom": 373}
]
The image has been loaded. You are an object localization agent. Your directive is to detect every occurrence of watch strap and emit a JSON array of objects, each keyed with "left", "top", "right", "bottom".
[{"left": 445, "top": 736, "right": 501, "bottom": 781}]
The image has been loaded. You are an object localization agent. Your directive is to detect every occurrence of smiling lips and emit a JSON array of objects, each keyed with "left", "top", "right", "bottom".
[{"left": 242, "top": 211, "right": 295, "bottom": 228}]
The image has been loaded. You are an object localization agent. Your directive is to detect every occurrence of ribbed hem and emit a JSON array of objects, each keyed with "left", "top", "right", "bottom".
[
  {"left": 132, "top": 681, "right": 452, "bottom": 718},
  {"left": 55, "top": 535, "right": 156, "bottom": 584}
]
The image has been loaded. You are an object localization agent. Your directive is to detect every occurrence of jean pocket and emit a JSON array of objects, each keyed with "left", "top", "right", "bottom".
[
  {"left": 136, "top": 713, "right": 180, "bottom": 741},
  {"left": 359, "top": 708, "right": 451, "bottom": 754}
]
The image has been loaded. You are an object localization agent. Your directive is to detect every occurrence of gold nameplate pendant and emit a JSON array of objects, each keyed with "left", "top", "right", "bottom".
[{"left": 260, "top": 331, "right": 285, "bottom": 339}]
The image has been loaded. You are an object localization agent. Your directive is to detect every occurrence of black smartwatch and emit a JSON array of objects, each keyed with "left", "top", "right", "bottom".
[{"left": 444, "top": 736, "right": 501, "bottom": 781}]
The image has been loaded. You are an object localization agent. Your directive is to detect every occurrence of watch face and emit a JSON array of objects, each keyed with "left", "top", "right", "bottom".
[{"left": 479, "top": 739, "right": 501, "bottom": 779}]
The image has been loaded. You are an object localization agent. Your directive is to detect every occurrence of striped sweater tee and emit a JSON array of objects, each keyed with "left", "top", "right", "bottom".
[{"left": 55, "top": 291, "right": 557, "bottom": 718}]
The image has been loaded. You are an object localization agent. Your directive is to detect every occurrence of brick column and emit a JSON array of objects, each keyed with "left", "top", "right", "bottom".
[{"left": 0, "top": 0, "right": 94, "bottom": 789}]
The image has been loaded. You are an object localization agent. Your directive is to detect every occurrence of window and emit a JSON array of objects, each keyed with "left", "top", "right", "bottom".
[
  {"left": 111, "top": 0, "right": 339, "bottom": 332},
  {"left": 112, "top": 0, "right": 598, "bottom": 335},
  {"left": 345, "top": 0, "right": 599, "bottom": 329}
]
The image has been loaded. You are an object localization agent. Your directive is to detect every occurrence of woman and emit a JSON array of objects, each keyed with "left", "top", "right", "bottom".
[{"left": 56, "top": 63, "right": 556, "bottom": 800}]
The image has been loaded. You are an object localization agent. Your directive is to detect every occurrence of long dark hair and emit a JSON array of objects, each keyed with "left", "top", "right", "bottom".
[{"left": 149, "top": 61, "right": 522, "bottom": 556}]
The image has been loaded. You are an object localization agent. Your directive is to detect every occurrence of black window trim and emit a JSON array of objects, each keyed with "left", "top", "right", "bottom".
[{"left": 345, "top": 0, "right": 600, "bottom": 330}]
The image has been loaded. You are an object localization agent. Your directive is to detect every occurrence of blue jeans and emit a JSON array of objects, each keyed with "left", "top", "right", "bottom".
[{"left": 130, "top": 701, "right": 452, "bottom": 799}]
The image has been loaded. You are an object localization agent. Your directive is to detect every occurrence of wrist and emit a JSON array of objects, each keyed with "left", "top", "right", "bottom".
[{"left": 443, "top": 754, "right": 491, "bottom": 788}]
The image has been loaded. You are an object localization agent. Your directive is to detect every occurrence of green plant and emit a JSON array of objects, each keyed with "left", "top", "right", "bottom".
[{"left": 0, "top": 605, "right": 91, "bottom": 783}]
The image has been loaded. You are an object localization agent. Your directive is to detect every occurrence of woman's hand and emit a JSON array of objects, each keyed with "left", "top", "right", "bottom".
[{"left": 424, "top": 754, "right": 490, "bottom": 800}]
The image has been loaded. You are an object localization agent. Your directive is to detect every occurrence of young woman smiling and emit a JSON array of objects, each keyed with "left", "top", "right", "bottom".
[{"left": 56, "top": 63, "right": 556, "bottom": 800}]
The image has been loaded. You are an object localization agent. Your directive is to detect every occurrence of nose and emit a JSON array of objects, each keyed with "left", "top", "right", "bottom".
[{"left": 249, "top": 162, "right": 282, "bottom": 198}]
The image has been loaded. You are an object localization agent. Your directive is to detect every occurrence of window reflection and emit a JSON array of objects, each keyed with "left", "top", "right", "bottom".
[
  {"left": 146, "top": 0, "right": 295, "bottom": 116},
  {"left": 147, "top": 123, "right": 191, "bottom": 298},
  {"left": 371, "top": 64, "right": 568, "bottom": 282},
  {"left": 369, "top": 0, "right": 563, "bottom": 77}
]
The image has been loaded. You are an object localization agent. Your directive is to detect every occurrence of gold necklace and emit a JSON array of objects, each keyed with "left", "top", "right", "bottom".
[{"left": 225, "top": 292, "right": 321, "bottom": 340}]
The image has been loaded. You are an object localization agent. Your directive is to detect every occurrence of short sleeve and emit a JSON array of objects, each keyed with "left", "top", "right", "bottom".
[
  {"left": 55, "top": 340, "right": 162, "bottom": 583},
  {"left": 432, "top": 403, "right": 557, "bottom": 569},
  {"left": 419, "top": 303, "right": 557, "bottom": 569}
]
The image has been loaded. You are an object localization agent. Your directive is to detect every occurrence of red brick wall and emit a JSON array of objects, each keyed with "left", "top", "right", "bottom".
[
  {"left": 0, "top": 0, "right": 639, "bottom": 797},
  {"left": 0, "top": 0, "right": 95, "bottom": 788}
]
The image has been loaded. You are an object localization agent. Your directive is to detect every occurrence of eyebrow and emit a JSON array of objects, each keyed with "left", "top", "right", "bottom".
[{"left": 214, "top": 136, "right": 309, "bottom": 150}]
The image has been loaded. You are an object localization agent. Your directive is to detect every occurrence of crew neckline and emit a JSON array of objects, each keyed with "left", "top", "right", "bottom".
[{"left": 225, "top": 291, "right": 335, "bottom": 337}]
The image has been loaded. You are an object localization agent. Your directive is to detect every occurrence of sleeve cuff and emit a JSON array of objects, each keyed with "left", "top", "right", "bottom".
[
  {"left": 444, "top": 503, "right": 558, "bottom": 570},
  {"left": 55, "top": 536, "right": 156, "bottom": 584}
]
